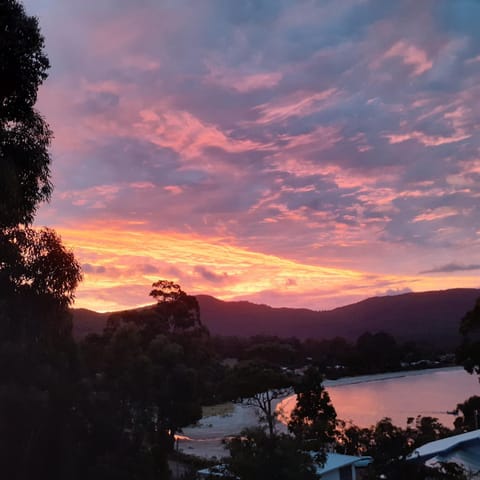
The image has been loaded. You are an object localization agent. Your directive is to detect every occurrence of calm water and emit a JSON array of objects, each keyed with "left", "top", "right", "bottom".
[{"left": 279, "top": 367, "right": 480, "bottom": 427}]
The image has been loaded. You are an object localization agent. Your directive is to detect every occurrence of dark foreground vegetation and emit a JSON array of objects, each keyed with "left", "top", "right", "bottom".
[{"left": 1, "top": 2, "right": 480, "bottom": 479}]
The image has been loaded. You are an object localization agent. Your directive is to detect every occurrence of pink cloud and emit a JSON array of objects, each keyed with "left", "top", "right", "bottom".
[
  {"left": 465, "top": 54, "right": 480, "bottom": 65},
  {"left": 164, "top": 185, "right": 183, "bottom": 195},
  {"left": 204, "top": 62, "right": 283, "bottom": 92},
  {"left": 412, "top": 207, "right": 459, "bottom": 223},
  {"left": 130, "top": 182, "right": 156, "bottom": 190},
  {"left": 384, "top": 130, "right": 470, "bottom": 147},
  {"left": 252, "top": 88, "right": 338, "bottom": 125},
  {"left": 136, "top": 108, "right": 271, "bottom": 158},
  {"left": 59, "top": 185, "right": 121, "bottom": 209},
  {"left": 374, "top": 41, "right": 433, "bottom": 77}
]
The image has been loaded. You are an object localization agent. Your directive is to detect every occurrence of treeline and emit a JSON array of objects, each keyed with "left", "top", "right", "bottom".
[
  {"left": 75, "top": 281, "right": 223, "bottom": 477},
  {"left": 211, "top": 331, "right": 452, "bottom": 378}
]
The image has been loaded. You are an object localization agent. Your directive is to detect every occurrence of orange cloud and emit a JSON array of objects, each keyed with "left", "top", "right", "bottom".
[
  {"left": 51, "top": 223, "right": 480, "bottom": 313},
  {"left": 54, "top": 223, "right": 373, "bottom": 311}
]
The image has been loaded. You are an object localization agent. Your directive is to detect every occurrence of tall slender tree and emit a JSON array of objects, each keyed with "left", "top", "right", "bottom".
[
  {"left": 0, "top": 0, "right": 52, "bottom": 228},
  {"left": 0, "top": 3, "right": 83, "bottom": 478}
]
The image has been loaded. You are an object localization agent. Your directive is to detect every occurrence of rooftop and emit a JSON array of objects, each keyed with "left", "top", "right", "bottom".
[{"left": 408, "top": 429, "right": 480, "bottom": 460}]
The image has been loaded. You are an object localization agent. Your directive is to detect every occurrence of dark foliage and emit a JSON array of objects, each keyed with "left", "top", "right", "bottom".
[
  {"left": 336, "top": 416, "right": 455, "bottom": 480},
  {"left": 457, "top": 297, "right": 480, "bottom": 378},
  {"left": 227, "top": 427, "right": 318, "bottom": 480},
  {"left": 288, "top": 366, "right": 337, "bottom": 464},
  {"left": 0, "top": 228, "right": 82, "bottom": 479},
  {"left": 77, "top": 281, "right": 220, "bottom": 476},
  {"left": 0, "top": 0, "right": 52, "bottom": 227},
  {"left": 223, "top": 362, "right": 293, "bottom": 436},
  {"left": 453, "top": 395, "right": 480, "bottom": 431}
]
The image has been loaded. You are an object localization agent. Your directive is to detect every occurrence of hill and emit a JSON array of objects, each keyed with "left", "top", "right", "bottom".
[
  {"left": 72, "top": 308, "right": 110, "bottom": 338},
  {"left": 72, "top": 288, "right": 480, "bottom": 347}
]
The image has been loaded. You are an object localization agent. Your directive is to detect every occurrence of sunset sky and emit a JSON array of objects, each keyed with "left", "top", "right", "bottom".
[{"left": 24, "top": 0, "right": 480, "bottom": 312}]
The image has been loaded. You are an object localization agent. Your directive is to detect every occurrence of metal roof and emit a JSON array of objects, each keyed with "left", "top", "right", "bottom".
[
  {"left": 315, "top": 453, "right": 373, "bottom": 475},
  {"left": 408, "top": 429, "right": 480, "bottom": 460},
  {"left": 425, "top": 439, "right": 480, "bottom": 477}
]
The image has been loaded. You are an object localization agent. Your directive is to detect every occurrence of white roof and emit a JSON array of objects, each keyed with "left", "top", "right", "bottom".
[
  {"left": 408, "top": 429, "right": 480, "bottom": 460},
  {"left": 316, "top": 453, "right": 373, "bottom": 474}
]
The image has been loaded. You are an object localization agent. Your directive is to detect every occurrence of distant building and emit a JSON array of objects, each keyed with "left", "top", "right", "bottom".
[{"left": 407, "top": 429, "right": 480, "bottom": 478}]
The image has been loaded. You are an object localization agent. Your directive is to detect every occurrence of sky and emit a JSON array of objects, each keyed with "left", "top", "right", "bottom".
[{"left": 23, "top": 0, "right": 480, "bottom": 312}]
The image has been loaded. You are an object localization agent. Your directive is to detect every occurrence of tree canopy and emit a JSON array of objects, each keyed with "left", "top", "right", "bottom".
[
  {"left": 0, "top": 3, "right": 85, "bottom": 478},
  {"left": 0, "top": 0, "right": 52, "bottom": 228},
  {"left": 457, "top": 297, "right": 480, "bottom": 378},
  {"left": 224, "top": 362, "right": 294, "bottom": 437},
  {"left": 288, "top": 366, "right": 337, "bottom": 465},
  {"left": 0, "top": 226, "right": 81, "bottom": 347},
  {"left": 227, "top": 427, "right": 318, "bottom": 480}
]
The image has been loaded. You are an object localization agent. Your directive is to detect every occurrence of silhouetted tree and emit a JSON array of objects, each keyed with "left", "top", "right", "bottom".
[
  {"left": 0, "top": 0, "right": 52, "bottom": 228},
  {"left": 288, "top": 366, "right": 337, "bottom": 465},
  {"left": 454, "top": 395, "right": 480, "bottom": 431},
  {"left": 148, "top": 279, "right": 202, "bottom": 332},
  {"left": 0, "top": 227, "right": 81, "bottom": 479},
  {"left": 227, "top": 427, "right": 318, "bottom": 480},
  {"left": 0, "top": 227, "right": 81, "bottom": 346},
  {"left": 0, "top": 3, "right": 85, "bottom": 478},
  {"left": 79, "top": 282, "right": 213, "bottom": 476},
  {"left": 457, "top": 298, "right": 480, "bottom": 379},
  {"left": 355, "top": 331, "right": 400, "bottom": 373},
  {"left": 336, "top": 416, "right": 455, "bottom": 480},
  {"left": 225, "top": 362, "right": 293, "bottom": 437}
]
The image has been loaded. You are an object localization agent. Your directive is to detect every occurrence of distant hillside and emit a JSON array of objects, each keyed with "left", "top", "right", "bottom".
[
  {"left": 72, "top": 288, "right": 480, "bottom": 347},
  {"left": 72, "top": 308, "right": 110, "bottom": 338}
]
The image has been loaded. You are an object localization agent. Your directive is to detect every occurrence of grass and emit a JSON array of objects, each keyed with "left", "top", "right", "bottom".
[{"left": 202, "top": 402, "right": 235, "bottom": 418}]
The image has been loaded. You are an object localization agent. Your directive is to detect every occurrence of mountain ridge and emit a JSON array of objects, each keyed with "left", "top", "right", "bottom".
[{"left": 72, "top": 288, "right": 480, "bottom": 347}]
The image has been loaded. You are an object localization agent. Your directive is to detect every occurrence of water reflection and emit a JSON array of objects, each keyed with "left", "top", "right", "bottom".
[{"left": 279, "top": 367, "right": 479, "bottom": 427}]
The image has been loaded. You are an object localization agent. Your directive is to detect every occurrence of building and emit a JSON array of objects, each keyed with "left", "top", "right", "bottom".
[
  {"left": 314, "top": 453, "right": 372, "bottom": 480},
  {"left": 407, "top": 429, "right": 480, "bottom": 479},
  {"left": 197, "top": 453, "right": 372, "bottom": 480}
]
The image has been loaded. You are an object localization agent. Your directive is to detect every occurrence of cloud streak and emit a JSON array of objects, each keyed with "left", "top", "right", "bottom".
[{"left": 420, "top": 263, "right": 480, "bottom": 274}]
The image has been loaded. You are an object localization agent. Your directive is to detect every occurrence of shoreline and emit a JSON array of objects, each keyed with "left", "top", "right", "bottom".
[
  {"left": 177, "top": 365, "right": 466, "bottom": 459},
  {"left": 322, "top": 365, "right": 462, "bottom": 388}
]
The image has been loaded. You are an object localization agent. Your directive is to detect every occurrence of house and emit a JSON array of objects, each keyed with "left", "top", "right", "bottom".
[
  {"left": 314, "top": 453, "right": 372, "bottom": 480},
  {"left": 407, "top": 429, "right": 480, "bottom": 478},
  {"left": 197, "top": 453, "right": 372, "bottom": 479}
]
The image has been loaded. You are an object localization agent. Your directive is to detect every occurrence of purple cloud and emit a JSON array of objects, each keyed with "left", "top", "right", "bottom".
[{"left": 420, "top": 263, "right": 480, "bottom": 274}]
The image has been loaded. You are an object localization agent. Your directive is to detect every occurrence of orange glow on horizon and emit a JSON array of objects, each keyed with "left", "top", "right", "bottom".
[{"left": 52, "top": 223, "right": 480, "bottom": 313}]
